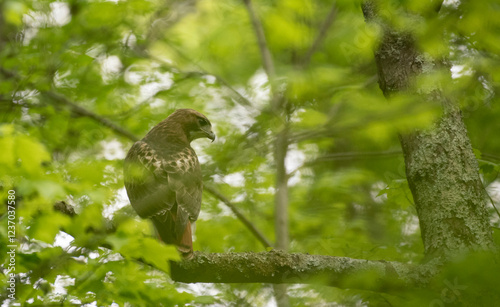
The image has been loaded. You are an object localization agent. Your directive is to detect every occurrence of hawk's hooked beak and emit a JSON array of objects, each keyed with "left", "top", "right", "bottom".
[{"left": 202, "top": 125, "right": 216, "bottom": 142}]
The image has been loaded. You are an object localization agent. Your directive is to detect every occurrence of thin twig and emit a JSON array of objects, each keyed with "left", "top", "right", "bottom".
[
  {"left": 3, "top": 67, "right": 140, "bottom": 142},
  {"left": 241, "top": 7, "right": 291, "bottom": 307},
  {"left": 151, "top": 50, "right": 254, "bottom": 109},
  {"left": 44, "top": 90, "right": 272, "bottom": 247},
  {"left": 287, "top": 149, "right": 403, "bottom": 178},
  {"left": 485, "top": 188, "right": 500, "bottom": 221},
  {"left": 43, "top": 91, "right": 140, "bottom": 142},
  {"left": 243, "top": 0, "right": 275, "bottom": 81},
  {"left": 483, "top": 153, "right": 500, "bottom": 162},
  {"left": 204, "top": 185, "right": 274, "bottom": 249},
  {"left": 308, "top": 150, "right": 403, "bottom": 164},
  {"left": 240, "top": 0, "right": 291, "bottom": 297},
  {"left": 301, "top": 3, "right": 338, "bottom": 67}
]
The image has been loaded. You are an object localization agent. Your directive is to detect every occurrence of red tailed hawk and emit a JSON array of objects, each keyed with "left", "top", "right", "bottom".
[{"left": 123, "top": 109, "right": 215, "bottom": 259}]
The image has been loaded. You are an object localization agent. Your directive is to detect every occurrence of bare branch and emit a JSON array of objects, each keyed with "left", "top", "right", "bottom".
[
  {"left": 43, "top": 91, "right": 140, "bottom": 142},
  {"left": 204, "top": 185, "right": 273, "bottom": 249},
  {"left": 482, "top": 153, "right": 500, "bottom": 162},
  {"left": 243, "top": 0, "right": 276, "bottom": 81},
  {"left": 287, "top": 149, "right": 403, "bottom": 178},
  {"left": 485, "top": 188, "right": 500, "bottom": 220},
  {"left": 151, "top": 50, "right": 254, "bottom": 109},
  {"left": 301, "top": 3, "right": 338, "bottom": 67},
  {"left": 40, "top": 89, "right": 271, "bottom": 248},
  {"left": 274, "top": 128, "right": 289, "bottom": 250},
  {"left": 273, "top": 126, "right": 291, "bottom": 307},
  {"left": 308, "top": 150, "right": 402, "bottom": 164},
  {"left": 241, "top": 2, "right": 290, "bottom": 303}
]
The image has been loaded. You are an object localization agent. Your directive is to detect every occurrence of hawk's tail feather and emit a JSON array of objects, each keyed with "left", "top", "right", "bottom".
[
  {"left": 152, "top": 212, "right": 193, "bottom": 259},
  {"left": 176, "top": 221, "right": 193, "bottom": 259}
]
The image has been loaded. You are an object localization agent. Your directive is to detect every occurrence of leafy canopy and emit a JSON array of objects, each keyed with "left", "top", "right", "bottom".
[{"left": 1, "top": 0, "right": 500, "bottom": 305}]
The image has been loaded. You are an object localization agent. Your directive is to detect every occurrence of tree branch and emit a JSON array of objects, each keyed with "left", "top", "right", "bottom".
[
  {"left": 242, "top": 2, "right": 289, "bottom": 304},
  {"left": 243, "top": 0, "right": 275, "bottom": 82},
  {"left": 204, "top": 185, "right": 273, "bottom": 249},
  {"left": 301, "top": 3, "right": 338, "bottom": 67},
  {"left": 482, "top": 153, "right": 500, "bottom": 162},
  {"left": 1, "top": 67, "right": 140, "bottom": 142},
  {"left": 307, "top": 150, "right": 403, "bottom": 164},
  {"left": 40, "top": 89, "right": 271, "bottom": 249},
  {"left": 170, "top": 250, "right": 435, "bottom": 292},
  {"left": 274, "top": 128, "right": 289, "bottom": 250},
  {"left": 52, "top": 200, "right": 440, "bottom": 293},
  {"left": 150, "top": 51, "right": 255, "bottom": 109},
  {"left": 273, "top": 125, "right": 291, "bottom": 307},
  {"left": 43, "top": 91, "right": 140, "bottom": 142}
]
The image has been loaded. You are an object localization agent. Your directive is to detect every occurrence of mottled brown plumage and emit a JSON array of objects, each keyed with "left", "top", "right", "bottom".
[{"left": 123, "top": 109, "right": 215, "bottom": 258}]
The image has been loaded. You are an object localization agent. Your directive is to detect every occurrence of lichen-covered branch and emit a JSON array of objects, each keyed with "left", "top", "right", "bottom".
[
  {"left": 170, "top": 250, "right": 436, "bottom": 292},
  {"left": 52, "top": 201, "right": 439, "bottom": 292}
]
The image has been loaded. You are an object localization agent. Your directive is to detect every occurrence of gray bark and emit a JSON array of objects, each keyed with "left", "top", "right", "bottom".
[
  {"left": 274, "top": 127, "right": 290, "bottom": 251},
  {"left": 170, "top": 250, "right": 436, "bottom": 292},
  {"left": 400, "top": 113, "right": 494, "bottom": 259},
  {"left": 362, "top": 2, "right": 495, "bottom": 259},
  {"left": 272, "top": 95, "right": 291, "bottom": 307}
]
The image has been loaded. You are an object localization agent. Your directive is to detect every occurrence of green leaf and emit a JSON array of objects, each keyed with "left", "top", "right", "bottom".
[
  {"left": 473, "top": 148, "right": 482, "bottom": 159},
  {"left": 297, "top": 109, "right": 328, "bottom": 128},
  {"left": 28, "top": 212, "right": 71, "bottom": 243},
  {"left": 112, "top": 236, "right": 179, "bottom": 272},
  {"left": 15, "top": 135, "right": 51, "bottom": 175},
  {"left": 194, "top": 295, "right": 217, "bottom": 304},
  {"left": 3, "top": 1, "right": 27, "bottom": 26}
]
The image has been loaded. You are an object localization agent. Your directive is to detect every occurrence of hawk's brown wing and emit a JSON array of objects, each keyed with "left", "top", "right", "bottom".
[
  {"left": 123, "top": 140, "right": 202, "bottom": 252},
  {"left": 123, "top": 140, "right": 174, "bottom": 218}
]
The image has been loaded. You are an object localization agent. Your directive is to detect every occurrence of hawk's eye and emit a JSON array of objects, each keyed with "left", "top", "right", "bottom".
[{"left": 198, "top": 118, "right": 207, "bottom": 126}]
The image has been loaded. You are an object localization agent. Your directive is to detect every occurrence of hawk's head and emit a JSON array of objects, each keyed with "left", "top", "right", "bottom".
[{"left": 166, "top": 109, "right": 216, "bottom": 143}]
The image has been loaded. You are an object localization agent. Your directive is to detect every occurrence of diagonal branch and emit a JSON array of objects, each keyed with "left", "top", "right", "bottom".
[
  {"left": 482, "top": 153, "right": 500, "bottom": 162},
  {"left": 151, "top": 50, "right": 254, "bottom": 109},
  {"left": 301, "top": 3, "right": 338, "bottom": 67},
  {"left": 163, "top": 48, "right": 257, "bottom": 110},
  {"left": 204, "top": 185, "right": 273, "bottom": 248},
  {"left": 43, "top": 91, "right": 140, "bottom": 142},
  {"left": 307, "top": 150, "right": 403, "bottom": 164},
  {"left": 286, "top": 149, "right": 403, "bottom": 178},
  {"left": 40, "top": 90, "right": 271, "bottom": 248},
  {"left": 243, "top": 0, "right": 276, "bottom": 82}
]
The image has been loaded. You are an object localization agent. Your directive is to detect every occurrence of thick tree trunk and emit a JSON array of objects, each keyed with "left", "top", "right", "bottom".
[
  {"left": 400, "top": 112, "right": 494, "bottom": 259},
  {"left": 362, "top": 2, "right": 495, "bottom": 259}
]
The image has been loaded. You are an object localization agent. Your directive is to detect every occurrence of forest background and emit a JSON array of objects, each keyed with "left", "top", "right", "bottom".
[{"left": 1, "top": 0, "right": 500, "bottom": 306}]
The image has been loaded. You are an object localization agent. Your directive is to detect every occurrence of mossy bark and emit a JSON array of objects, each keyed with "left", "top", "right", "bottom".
[
  {"left": 170, "top": 250, "right": 435, "bottom": 291},
  {"left": 400, "top": 112, "right": 494, "bottom": 259},
  {"left": 362, "top": 2, "right": 494, "bottom": 259}
]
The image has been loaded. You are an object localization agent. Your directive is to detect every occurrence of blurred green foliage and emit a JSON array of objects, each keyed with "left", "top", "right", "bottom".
[{"left": 1, "top": 0, "right": 499, "bottom": 305}]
